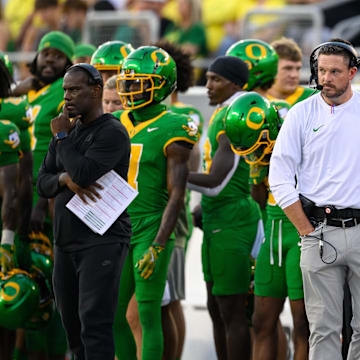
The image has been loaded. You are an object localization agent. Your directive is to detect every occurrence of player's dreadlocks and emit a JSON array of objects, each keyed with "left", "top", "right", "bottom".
[{"left": 154, "top": 40, "right": 194, "bottom": 93}]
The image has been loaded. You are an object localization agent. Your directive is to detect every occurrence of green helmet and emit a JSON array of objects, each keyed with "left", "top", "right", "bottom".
[
  {"left": 224, "top": 92, "right": 280, "bottom": 165},
  {"left": 117, "top": 46, "right": 177, "bottom": 110},
  {"left": 226, "top": 39, "right": 278, "bottom": 91},
  {"left": 29, "top": 232, "right": 53, "bottom": 286},
  {"left": 0, "top": 52, "right": 13, "bottom": 78},
  {"left": 91, "top": 41, "right": 134, "bottom": 73},
  {"left": 0, "top": 269, "right": 40, "bottom": 330},
  {"left": 24, "top": 266, "right": 53, "bottom": 330}
]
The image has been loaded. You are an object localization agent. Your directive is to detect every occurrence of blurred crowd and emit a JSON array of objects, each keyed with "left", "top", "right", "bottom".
[{"left": 1, "top": 0, "right": 360, "bottom": 81}]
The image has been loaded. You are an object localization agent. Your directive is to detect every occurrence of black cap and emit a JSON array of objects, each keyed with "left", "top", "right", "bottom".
[{"left": 208, "top": 56, "right": 249, "bottom": 87}]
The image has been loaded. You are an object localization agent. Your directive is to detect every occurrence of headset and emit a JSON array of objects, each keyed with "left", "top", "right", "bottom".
[
  {"left": 309, "top": 41, "right": 360, "bottom": 90},
  {"left": 67, "top": 63, "right": 104, "bottom": 87}
]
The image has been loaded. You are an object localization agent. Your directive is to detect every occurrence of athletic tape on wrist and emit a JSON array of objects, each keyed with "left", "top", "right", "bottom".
[{"left": 1, "top": 229, "right": 15, "bottom": 246}]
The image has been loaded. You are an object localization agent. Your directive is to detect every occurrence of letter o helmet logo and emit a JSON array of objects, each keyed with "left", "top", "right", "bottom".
[
  {"left": 245, "top": 44, "right": 267, "bottom": 60},
  {"left": 150, "top": 50, "right": 170, "bottom": 66},
  {"left": 246, "top": 107, "right": 265, "bottom": 130},
  {"left": 1, "top": 281, "right": 20, "bottom": 302}
]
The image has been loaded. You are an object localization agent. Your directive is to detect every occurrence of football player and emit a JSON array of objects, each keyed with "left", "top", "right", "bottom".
[
  {"left": 112, "top": 46, "right": 198, "bottom": 360},
  {"left": 0, "top": 53, "right": 33, "bottom": 271},
  {"left": 123, "top": 40, "right": 205, "bottom": 360},
  {"left": 15, "top": 30, "right": 75, "bottom": 360},
  {"left": 103, "top": 75, "right": 124, "bottom": 113},
  {"left": 225, "top": 88, "right": 309, "bottom": 360},
  {"left": 91, "top": 40, "right": 134, "bottom": 83},
  {"left": 226, "top": 39, "right": 280, "bottom": 223},
  {"left": 73, "top": 43, "right": 96, "bottom": 64},
  {"left": 0, "top": 118, "right": 22, "bottom": 360},
  {"left": 267, "top": 37, "right": 316, "bottom": 106},
  {"left": 226, "top": 39, "right": 309, "bottom": 360},
  {"left": 0, "top": 54, "right": 33, "bottom": 360},
  {"left": 0, "top": 54, "right": 27, "bottom": 359},
  {"left": 186, "top": 55, "right": 262, "bottom": 360}
]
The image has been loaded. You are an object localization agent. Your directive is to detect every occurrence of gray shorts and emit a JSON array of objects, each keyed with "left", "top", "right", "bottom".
[{"left": 162, "top": 245, "right": 185, "bottom": 304}]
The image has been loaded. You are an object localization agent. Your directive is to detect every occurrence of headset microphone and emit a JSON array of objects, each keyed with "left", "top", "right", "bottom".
[{"left": 317, "top": 84, "right": 323, "bottom": 90}]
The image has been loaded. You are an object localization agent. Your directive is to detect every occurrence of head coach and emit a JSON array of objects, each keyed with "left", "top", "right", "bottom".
[
  {"left": 37, "top": 63, "right": 131, "bottom": 360},
  {"left": 269, "top": 38, "right": 360, "bottom": 359}
]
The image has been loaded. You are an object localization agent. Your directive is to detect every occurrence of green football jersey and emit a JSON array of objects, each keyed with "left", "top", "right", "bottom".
[
  {"left": 113, "top": 105, "right": 198, "bottom": 242},
  {"left": 27, "top": 78, "right": 64, "bottom": 177},
  {"left": 170, "top": 101, "right": 204, "bottom": 137},
  {"left": 268, "top": 86, "right": 316, "bottom": 107},
  {"left": 0, "top": 96, "right": 32, "bottom": 152},
  {"left": 0, "top": 120, "right": 21, "bottom": 167},
  {"left": 201, "top": 107, "right": 258, "bottom": 230}
]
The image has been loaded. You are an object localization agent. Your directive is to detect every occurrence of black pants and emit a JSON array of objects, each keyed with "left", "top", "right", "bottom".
[{"left": 53, "top": 242, "right": 129, "bottom": 360}]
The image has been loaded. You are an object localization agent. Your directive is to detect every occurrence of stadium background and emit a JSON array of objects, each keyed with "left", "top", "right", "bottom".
[{"left": 1, "top": 0, "right": 360, "bottom": 358}]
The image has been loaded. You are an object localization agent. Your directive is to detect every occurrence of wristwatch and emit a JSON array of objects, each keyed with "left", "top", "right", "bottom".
[{"left": 55, "top": 131, "right": 68, "bottom": 141}]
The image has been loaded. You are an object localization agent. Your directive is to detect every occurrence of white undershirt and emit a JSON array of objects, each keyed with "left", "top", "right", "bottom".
[
  {"left": 269, "top": 90, "right": 360, "bottom": 209},
  {"left": 220, "top": 91, "right": 245, "bottom": 107}
]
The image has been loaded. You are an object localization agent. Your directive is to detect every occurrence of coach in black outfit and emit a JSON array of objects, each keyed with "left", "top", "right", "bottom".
[{"left": 37, "top": 63, "right": 131, "bottom": 360}]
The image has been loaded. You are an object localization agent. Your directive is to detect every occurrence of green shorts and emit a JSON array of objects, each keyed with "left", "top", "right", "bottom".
[
  {"left": 126, "top": 239, "right": 174, "bottom": 302},
  {"left": 129, "top": 215, "right": 163, "bottom": 244},
  {"left": 202, "top": 223, "right": 258, "bottom": 296},
  {"left": 120, "top": 216, "right": 175, "bottom": 302},
  {"left": 254, "top": 218, "right": 304, "bottom": 300}
]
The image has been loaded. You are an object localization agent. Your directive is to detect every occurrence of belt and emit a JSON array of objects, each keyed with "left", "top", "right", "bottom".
[
  {"left": 311, "top": 206, "right": 360, "bottom": 219},
  {"left": 311, "top": 206, "right": 360, "bottom": 228},
  {"left": 326, "top": 217, "right": 360, "bottom": 228}
]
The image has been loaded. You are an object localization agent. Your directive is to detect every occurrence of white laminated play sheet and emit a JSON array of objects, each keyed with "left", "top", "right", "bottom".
[{"left": 66, "top": 170, "right": 138, "bottom": 235}]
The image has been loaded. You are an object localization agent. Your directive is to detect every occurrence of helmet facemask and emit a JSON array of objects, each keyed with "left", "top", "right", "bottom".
[
  {"left": 231, "top": 129, "right": 275, "bottom": 165},
  {"left": 117, "top": 70, "right": 166, "bottom": 110}
]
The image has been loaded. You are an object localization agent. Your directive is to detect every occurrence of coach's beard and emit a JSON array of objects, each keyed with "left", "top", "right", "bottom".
[{"left": 321, "top": 82, "right": 349, "bottom": 99}]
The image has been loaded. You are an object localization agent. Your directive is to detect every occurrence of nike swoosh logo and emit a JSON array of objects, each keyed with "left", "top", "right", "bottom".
[
  {"left": 147, "top": 127, "right": 159, "bottom": 132},
  {"left": 313, "top": 125, "right": 324, "bottom": 132}
]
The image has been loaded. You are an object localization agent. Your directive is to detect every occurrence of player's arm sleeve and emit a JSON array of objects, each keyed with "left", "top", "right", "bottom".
[
  {"left": 56, "top": 124, "right": 130, "bottom": 188},
  {"left": 37, "top": 139, "right": 62, "bottom": 198},
  {"left": 269, "top": 108, "right": 303, "bottom": 209}
]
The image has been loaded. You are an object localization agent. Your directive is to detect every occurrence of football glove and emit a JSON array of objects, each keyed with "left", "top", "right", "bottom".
[
  {"left": 0, "top": 244, "right": 15, "bottom": 273},
  {"left": 135, "top": 243, "right": 165, "bottom": 280}
]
